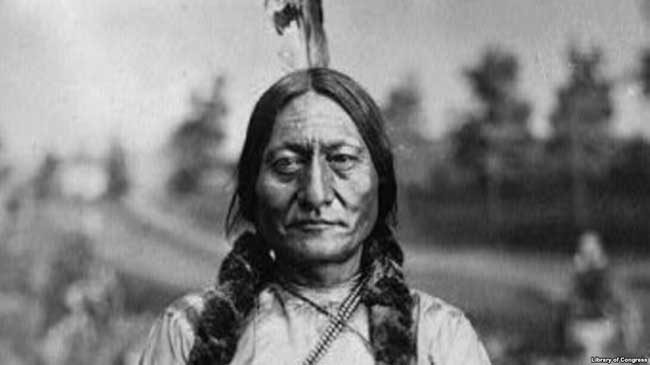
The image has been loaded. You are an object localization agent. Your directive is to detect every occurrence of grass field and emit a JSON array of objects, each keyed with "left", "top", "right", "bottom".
[{"left": 2, "top": 197, "right": 648, "bottom": 364}]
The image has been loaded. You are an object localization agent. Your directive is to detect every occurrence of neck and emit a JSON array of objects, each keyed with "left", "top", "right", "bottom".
[{"left": 276, "top": 249, "right": 363, "bottom": 289}]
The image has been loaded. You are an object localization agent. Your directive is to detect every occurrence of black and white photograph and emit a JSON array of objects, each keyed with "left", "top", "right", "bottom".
[{"left": 0, "top": 1, "right": 649, "bottom": 364}]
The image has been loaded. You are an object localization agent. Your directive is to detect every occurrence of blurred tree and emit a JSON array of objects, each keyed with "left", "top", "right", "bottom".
[
  {"left": 641, "top": 0, "right": 650, "bottom": 25},
  {"left": 382, "top": 74, "right": 433, "bottom": 186},
  {"left": 0, "top": 135, "right": 11, "bottom": 185},
  {"left": 105, "top": 140, "right": 130, "bottom": 199},
  {"left": 640, "top": 49, "right": 650, "bottom": 97},
  {"left": 168, "top": 76, "right": 229, "bottom": 195},
  {"left": 641, "top": 0, "right": 650, "bottom": 94},
  {"left": 608, "top": 137, "right": 650, "bottom": 195},
  {"left": 451, "top": 47, "right": 532, "bottom": 231},
  {"left": 549, "top": 46, "right": 614, "bottom": 228},
  {"left": 33, "top": 153, "right": 60, "bottom": 199}
]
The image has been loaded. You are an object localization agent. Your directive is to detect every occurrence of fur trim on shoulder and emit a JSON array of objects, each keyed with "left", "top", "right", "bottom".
[{"left": 362, "top": 238, "right": 415, "bottom": 365}]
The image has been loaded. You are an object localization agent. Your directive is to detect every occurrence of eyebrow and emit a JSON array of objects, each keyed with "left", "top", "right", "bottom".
[
  {"left": 265, "top": 140, "right": 364, "bottom": 157},
  {"left": 321, "top": 142, "right": 364, "bottom": 154}
]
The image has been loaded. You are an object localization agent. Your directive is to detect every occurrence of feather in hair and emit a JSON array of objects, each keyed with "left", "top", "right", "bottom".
[{"left": 265, "top": 0, "right": 329, "bottom": 69}]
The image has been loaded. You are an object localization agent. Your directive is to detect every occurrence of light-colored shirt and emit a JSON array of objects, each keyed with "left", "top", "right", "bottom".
[{"left": 139, "top": 281, "right": 491, "bottom": 365}]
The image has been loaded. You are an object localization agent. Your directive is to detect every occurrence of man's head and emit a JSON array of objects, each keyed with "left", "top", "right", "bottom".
[{"left": 227, "top": 68, "right": 396, "bottom": 264}]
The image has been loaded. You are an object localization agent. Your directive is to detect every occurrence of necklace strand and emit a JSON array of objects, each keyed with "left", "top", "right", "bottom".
[
  {"left": 280, "top": 285, "right": 372, "bottom": 348},
  {"left": 279, "top": 275, "right": 368, "bottom": 365}
]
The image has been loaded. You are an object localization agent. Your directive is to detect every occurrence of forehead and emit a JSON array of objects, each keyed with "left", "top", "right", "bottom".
[{"left": 270, "top": 92, "right": 362, "bottom": 146}]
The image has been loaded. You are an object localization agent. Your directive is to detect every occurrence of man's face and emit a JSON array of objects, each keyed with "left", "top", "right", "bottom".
[{"left": 255, "top": 92, "right": 379, "bottom": 265}]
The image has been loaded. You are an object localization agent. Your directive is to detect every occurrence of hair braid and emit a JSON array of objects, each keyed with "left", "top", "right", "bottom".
[
  {"left": 188, "top": 232, "right": 273, "bottom": 365},
  {"left": 361, "top": 224, "right": 416, "bottom": 365}
]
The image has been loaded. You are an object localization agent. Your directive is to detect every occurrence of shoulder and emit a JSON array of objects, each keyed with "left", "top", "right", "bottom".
[
  {"left": 410, "top": 289, "right": 470, "bottom": 348},
  {"left": 164, "top": 291, "right": 211, "bottom": 328},
  {"left": 155, "top": 290, "right": 211, "bottom": 340},
  {"left": 411, "top": 289, "right": 492, "bottom": 365},
  {"left": 411, "top": 289, "right": 466, "bottom": 325},
  {"left": 138, "top": 290, "right": 212, "bottom": 365}
]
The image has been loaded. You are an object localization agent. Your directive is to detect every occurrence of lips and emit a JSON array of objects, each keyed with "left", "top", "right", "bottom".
[{"left": 286, "top": 219, "right": 344, "bottom": 231}]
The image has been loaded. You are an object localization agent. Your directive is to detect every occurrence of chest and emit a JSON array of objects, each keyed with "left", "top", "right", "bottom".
[{"left": 228, "top": 303, "right": 375, "bottom": 365}]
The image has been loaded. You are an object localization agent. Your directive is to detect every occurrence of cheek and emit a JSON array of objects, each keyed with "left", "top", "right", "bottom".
[
  {"left": 340, "top": 168, "right": 379, "bottom": 230},
  {"left": 356, "top": 184, "right": 379, "bottom": 230},
  {"left": 255, "top": 172, "right": 295, "bottom": 222}
]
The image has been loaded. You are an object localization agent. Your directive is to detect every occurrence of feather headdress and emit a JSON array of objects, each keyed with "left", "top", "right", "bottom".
[{"left": 265, "top": 0, "right": 330, "bottom": 69}]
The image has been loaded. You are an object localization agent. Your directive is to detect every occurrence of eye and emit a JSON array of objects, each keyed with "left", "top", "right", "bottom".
[
  {"left": 271, "top": 156, "right": 303, "bottom": 175},
  {"left": 327, "top": 153, "right": 358, "bottom": 171}
]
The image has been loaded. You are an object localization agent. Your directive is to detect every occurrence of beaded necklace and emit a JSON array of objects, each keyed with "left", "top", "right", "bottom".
[{"left": 280, "top": 274, "right": 369, "bottom": 365}]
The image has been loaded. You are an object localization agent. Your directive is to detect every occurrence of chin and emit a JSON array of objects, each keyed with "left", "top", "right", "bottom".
[{"left": 284, "top": 234, "right": 361, "bottom": 264}]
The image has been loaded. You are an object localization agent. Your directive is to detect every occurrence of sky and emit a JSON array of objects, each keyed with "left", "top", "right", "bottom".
[{"left": 0, "top": 0, "right": 649, "bottom": 170}]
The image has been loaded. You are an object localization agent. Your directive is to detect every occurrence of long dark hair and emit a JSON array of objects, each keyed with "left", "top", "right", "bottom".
[
  {"left": 189, "top": 68, "right": 414, "bottom": 365},
  {"left": 227, "top": 67, "right": 397, "bottom": 236}
]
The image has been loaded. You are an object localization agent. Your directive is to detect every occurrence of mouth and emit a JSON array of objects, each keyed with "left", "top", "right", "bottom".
[{"left": 286, "top": 219, "right": 344, "bottom": 231}]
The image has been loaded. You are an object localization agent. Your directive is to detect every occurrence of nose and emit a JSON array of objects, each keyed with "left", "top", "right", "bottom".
[{"left": 298, "top": 158, "right": 334, "bottom": 210}]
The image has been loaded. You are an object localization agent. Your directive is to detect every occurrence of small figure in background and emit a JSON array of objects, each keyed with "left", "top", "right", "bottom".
[
  {"left": 39, "top": 262, "right": 125, "bottom": 365},
  {"left": 561, "top": 231, "right": 642, "bottom": 362}
]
